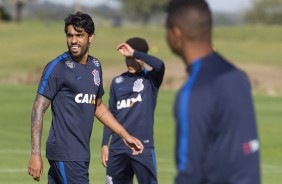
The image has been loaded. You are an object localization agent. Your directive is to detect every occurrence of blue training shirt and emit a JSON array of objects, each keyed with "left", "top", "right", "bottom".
[
  {"left": 174, "top": 52, "right": 260, "bottom": 183},
  {"left": 37, "top": 52, "right": 104, "bottom": 161},
  {"left": 102, "top": 50, "right": 165, "bottom": 149}
]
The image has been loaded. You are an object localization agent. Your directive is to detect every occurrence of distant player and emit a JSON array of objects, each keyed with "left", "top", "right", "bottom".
[
  {"left": 101, "top": 37, "right": 165, "bottom": 184},
  {"left": 165, "top": 0, "right": 261, "bottom": 183},
  {"left": 27, "top": 12, "right": 143, "bottom": 183}
]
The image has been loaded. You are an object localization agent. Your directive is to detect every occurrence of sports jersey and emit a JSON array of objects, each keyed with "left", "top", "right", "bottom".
[
  {"left": 37, "top": 52, "right": 104, "bottom": 161},
  {"left": 174, "top": 52, "right": 260, "bottom": 183},
  {"left": 102, "top": 50, "right": 165, "bottom": 149}
]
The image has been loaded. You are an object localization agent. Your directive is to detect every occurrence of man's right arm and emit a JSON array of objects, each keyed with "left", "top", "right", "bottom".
[
  {"left": 28, "top": 94, "right": 51, "bottom": 181},
  {"left": 101, "top": 82, "right": 116, "bottom": 167},
  {"left": 101, "top": 126, "right": 112, "bottom": 167}
]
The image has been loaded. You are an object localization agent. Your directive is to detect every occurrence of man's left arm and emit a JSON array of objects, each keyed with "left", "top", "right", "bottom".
[
  {"left": 95, "top": 98, "right": 144, "bottom": 155},
  {"left": 133, "top": 50, "right": 165, "bottom": 87},
  {"left": 116, "top": 43, "right": 165, "bottom": 87}
]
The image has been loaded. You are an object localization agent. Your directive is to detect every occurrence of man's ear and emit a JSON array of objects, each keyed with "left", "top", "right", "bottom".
[
  {"left": 172, "top": 26, "right": 183, "bottom": 40},
  {"left": 170, "top": 25, "right": 184, "bottom": 48},
  {"left": 89, "top": 34, "right": 95, "bottom": 43}
]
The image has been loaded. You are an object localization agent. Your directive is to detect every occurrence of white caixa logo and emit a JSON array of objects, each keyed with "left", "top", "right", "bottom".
[
  {"left": 75, "top": 93, "right": 96, "bottom": 104},
  {"left": 117, "top": 94, "right": 142, "bottom": 110}
]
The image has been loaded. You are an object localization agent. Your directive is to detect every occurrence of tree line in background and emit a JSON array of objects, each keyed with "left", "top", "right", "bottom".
[
  {"left": 1, "top": 0, "right": 282, "bottom": 25},
  {"left": 0, "top": 0, "right": 36, "bottom": 22},
  {"left": 245, "top": 0, "right": 282, "bottom": 25}
]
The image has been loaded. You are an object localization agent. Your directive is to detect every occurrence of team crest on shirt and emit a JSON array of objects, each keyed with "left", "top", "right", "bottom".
[
  {"left": 65, "top": 60, "right": 75, "bottom": 68},
  {"left": 133, "top": 79, "right": 144, "bottom": 92},
  {"left": 92, "top": 58, "right": 100, "bottom": 67},
  {"left": 92, "top": 69, "right": 100, "bottom": 86},
  {"left": 115, "top": 76, "right": 124, "bottom": 83}
]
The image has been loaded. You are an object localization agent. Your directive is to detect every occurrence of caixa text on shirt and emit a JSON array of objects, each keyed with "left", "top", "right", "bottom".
[
  {"left": 75, "top": 93, "right": 96, "bottom": 104},
  {"left": 117, "top": 94, "right": 142, "bottom": 110}
]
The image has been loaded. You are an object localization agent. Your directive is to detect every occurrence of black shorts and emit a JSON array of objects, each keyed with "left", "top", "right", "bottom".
[
  {"left": 48, "top": 160, "right": 89, "bottom": 184},
  {"left": 106, "top": 148, "right": 158, "bottom": 184}
]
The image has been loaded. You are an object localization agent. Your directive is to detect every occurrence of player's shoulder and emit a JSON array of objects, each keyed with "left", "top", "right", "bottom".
[
  {"left": 200, "top": 52, "right": 248, "bottom": 87},
  {"left": 212, "top": 60, "right": 251, "bottom": 94},
  {"left": 43, "top": 52, "right": 69, "bottom": 70},
  {"left": 215, "top": 57, "right": 246, "bottom": 81},
  {"left": 88, "top": 55, "right": 100, "bottom": 63},
  {"left": 203, "top": 52, "right": 239, "bottom": 78},
  {"left": 112, "top": 72, "right": 127, "bottom": 84},
  {"left": 88, "top": 55, "right": 102, "bottom": 68}
]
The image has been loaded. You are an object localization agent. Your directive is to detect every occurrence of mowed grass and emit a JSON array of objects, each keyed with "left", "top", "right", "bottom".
[
  {"left": 0, "top": 21, "right": 175, "bottom": 78},
  {"left": 254, "top": 95, "right": 282, "bottom": 183},
  {"left": 213, "top": 26, "right": 282, "bottom": 65},
  {"left": 1, "top": 21, "right": 282, "bottom": 79},
  {"left": 1, "top": 21, "right": 282, "bottom": 183},
  {"left": 0, "top": 84, "right": 176, "bottom": 184},
  {"left": 0, "top": 84, "right": 282, "bottom": 183}
]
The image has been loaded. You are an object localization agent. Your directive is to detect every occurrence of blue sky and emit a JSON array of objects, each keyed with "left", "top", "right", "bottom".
[{"left": 39, "top": 0, "right": 253, "bottom": 13}]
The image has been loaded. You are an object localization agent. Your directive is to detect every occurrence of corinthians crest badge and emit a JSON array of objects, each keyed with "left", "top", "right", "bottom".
[
  {"left": 65, "top": 60, "right": 75, "bottom": 68},
  {"left": 92, "top": 69, "right": 100, "bottom": 86},
  {"left": 133, "top": 79, "right": 144, "bottom": 92}
]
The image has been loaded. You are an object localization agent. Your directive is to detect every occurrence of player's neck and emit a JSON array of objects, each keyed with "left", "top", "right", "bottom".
[
  {"left": 184, "top": 43, "right": 213, "bottom": 65},
  {"left": 70, "top": 52, "right": 89, "bottom": 65}
]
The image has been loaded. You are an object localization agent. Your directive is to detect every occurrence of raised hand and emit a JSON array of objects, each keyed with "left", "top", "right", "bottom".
[{"left": 116, "top": 43, "right": 134, "bottom": 57}]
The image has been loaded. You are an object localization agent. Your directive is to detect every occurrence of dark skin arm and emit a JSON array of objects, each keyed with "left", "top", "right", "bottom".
[{"left": 28, "top": 94, "right": 51, "bottom": 182}]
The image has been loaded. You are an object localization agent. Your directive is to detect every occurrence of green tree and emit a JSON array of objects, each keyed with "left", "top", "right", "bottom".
[
  {"left": 3, "top": 0, "right": 36, "bottom": 22},
  {"left": 118, "top": 0, "right": 167, "bottom": 23},
  {"left": 0, "top": 1, "right": 11, "bottom": 21},
  {"left": 244, "top": 0, "right": 282, "bottom": 25}
]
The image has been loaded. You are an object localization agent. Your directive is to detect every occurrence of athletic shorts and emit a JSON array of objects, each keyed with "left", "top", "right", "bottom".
[
  {"left": 48, "top": 160, "right": 89, "bottom": 184},
  {"left": 106, "top": 148, "right": 158, "bottom": 184}
]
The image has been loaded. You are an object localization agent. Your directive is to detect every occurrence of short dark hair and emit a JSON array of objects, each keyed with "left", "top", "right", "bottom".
[
  {"left": 126, "top": 37, "right": 149, "bottom": 53},
  {"left": 64, "top": 11, "right": 95, "bottom": 35},
  {"left": 165, "top": 0, "right": 212, "bottom": 42}
]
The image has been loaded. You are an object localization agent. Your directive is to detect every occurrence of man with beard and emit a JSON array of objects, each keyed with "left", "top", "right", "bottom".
[{"left": 27, "top": 12, "right": 143, "bottom": 184}]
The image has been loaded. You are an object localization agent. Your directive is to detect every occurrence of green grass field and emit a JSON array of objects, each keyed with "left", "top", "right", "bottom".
[
  {"left": 0, "top": 21, "right": 282, "bottom": 183},
  {"left": 0, "top": 85, "right": 282, "bottom": 183},
  {"left": 0, "top": 84, "right": 175, "bottom": 183},
  {"left": 1, "top": 21, "right": 282, "bottom": 78}
]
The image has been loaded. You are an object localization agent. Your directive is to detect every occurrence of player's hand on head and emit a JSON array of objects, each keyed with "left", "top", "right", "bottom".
[{"left": 116, "top": 43, "right": 134, "bottom": 57}]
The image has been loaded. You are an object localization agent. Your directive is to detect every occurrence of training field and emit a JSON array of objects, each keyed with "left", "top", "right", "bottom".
[
  {"left": 0, "top": 21, "right": 282, "bottom": 183},
  {"left": 0, "top": 85, "right": 282, "bottom": 183}
]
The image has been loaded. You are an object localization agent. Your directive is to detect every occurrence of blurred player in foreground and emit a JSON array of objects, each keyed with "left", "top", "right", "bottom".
[
  {"left": 28, "top": 12, "right": 143, "bottom": 183},
  {"left": 165, "top": 0, "right": 261, "bottom": 183},
  {"left": 101, "top": 37, "right": 165, "bottom": 184}
]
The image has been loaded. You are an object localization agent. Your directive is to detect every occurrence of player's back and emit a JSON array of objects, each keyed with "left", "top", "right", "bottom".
[{"left": 174, "top": 52, "right": 260, "bottom": 184}]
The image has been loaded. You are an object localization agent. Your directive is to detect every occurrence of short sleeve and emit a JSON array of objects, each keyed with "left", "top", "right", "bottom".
[
  {"left": 96, "top": 65, "right": 104, "bottom": 99},
  {"left": 37, "top": 61, "right": 64, "bottom": 100}
]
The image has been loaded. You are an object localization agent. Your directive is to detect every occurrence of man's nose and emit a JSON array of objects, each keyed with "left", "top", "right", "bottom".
[{"left": 71, "top": 36, "right": 78, "bottom": 44}]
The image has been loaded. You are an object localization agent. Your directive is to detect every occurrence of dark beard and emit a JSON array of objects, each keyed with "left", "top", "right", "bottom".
[{"left": 68, "top": 45, "right": 89, "bottom": 61}]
